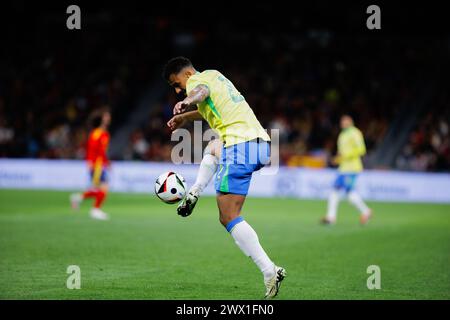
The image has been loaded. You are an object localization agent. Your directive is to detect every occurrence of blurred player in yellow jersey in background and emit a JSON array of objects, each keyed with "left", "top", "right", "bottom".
[{"left": 321, "top": 115, "right": 373, "bottom": 225}]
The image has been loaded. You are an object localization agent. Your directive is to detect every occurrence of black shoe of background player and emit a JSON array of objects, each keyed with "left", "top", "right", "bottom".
[{"left": 320, "top": 216, "right": 336, "bottom": 225}]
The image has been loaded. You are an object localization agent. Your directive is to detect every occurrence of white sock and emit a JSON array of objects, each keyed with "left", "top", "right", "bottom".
[
  {"left": 326, "top": 190, "right": 340, "bottom": 221},
  {"left": 348, "top": 191, "right": 370, "bottom": 214},
  {"left": 229, "top": 219, "right": 275, "bottom": 281},
  {"left": 191, "top": 153, "right": 218, "bottom": 193}
]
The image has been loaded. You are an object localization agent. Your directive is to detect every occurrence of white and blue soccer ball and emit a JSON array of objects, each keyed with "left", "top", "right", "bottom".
[{"left": 154, "top": 171, "right": 187, "bottom": 204}]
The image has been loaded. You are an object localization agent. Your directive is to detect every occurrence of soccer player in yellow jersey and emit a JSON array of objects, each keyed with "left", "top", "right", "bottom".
[
  {"left": 163, "top": 57, "right": 285, "bottom": 299},
  {"left": 321, "top": 115, "right": 373, "bottom": 225}
]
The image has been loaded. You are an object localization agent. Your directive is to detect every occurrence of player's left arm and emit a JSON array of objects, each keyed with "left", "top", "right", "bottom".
[
  {"left": 173, "top": 84, "right": 210, "bottom": 114},
  {"left": 100, "top": 133, "right": 111, "bottom": 167},
  {"left": 356, "top": 131, "right": 367, "bottom": 156},
  {"left": 167, "top": 110, "right": 203, "bottom": 131},
  {"left": 339, "top": 132, "right": 366, "bottom": 161}
]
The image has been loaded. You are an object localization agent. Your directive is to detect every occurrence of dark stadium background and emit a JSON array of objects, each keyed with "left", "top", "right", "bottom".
[{"left": 0, "top": 1, "right": 448, "bottom": 172}]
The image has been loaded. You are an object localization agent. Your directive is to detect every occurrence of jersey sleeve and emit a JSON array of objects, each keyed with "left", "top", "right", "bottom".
[
  {"left": 341, "top": 129, "right": 366, "bottom": 160},
  {"left": 100, "top": 133, "right": 110, "bottom": 165},
  {"left": 355, "top": 130, "right": 367, "bottom": 156},
  {"left": 100, "top": 133, "right": 109, "bottom": 149},
  {"left": 186, "top": 73, "right": 211, "bottom": 96}
]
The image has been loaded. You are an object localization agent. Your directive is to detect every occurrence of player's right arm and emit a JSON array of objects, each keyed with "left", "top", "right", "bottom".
[
  {"left": 173, "top": 84, "right": 210, "bottom": 115},
  {"left": 167, "top": 110, "right": 203, "bottom": 131},
  {"left": 336, "top": 131, "right": 366, "bottom": 163},
  {"left": 99, "top": 132, "right": 110, "bottom": 167}
]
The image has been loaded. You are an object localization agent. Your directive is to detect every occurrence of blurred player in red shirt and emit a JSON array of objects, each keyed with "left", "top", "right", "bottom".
[{"left": 71, "top": 110, "right": 111, "bottom": 220}]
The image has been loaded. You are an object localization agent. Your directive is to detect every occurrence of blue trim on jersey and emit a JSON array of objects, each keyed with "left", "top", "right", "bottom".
[{"left": 226, "top": 216, "right": 244, "bottom": 233}]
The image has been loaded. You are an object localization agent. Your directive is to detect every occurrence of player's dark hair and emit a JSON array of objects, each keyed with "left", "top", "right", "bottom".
[
  {"left": 91, "top": 115, "right": 103, "bottom": 128},
  {"left": 89, "top": 108, "right": 110, "bottom": 129},
  {"left": 162, "top": 56, "right": 193, "bottom": 81}
]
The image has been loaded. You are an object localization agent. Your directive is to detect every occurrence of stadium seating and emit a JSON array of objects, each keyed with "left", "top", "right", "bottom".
[{"left": 1, "top": 6, "right": 448, "bottom": 172}]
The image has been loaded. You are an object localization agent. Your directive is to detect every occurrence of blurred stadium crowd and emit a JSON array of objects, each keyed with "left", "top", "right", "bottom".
[
  {"left": 1, "top": 4, "right": 449, "bottom": 172},
  {"left": 396, "top": 109, "right": 450, "bottom": 172}
]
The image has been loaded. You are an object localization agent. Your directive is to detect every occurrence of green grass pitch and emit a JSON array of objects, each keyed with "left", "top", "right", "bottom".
[{"left": 0, "top": 189, "right": 449, "bottom": 299}]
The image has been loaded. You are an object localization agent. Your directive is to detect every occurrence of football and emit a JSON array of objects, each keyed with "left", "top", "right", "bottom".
[{"left": 154, "top": 171, "right": 187, "bottom": 204}]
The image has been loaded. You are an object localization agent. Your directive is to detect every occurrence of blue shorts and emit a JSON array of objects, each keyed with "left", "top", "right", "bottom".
[
  {"left": 333, "top": 173, "right": 358, "bottom": 193},
  {"left": 215, "top": 140, "right": 270, "bottom": 196},
  {"left": 90, "top": 167, "right": 108, "bottom": 186}
]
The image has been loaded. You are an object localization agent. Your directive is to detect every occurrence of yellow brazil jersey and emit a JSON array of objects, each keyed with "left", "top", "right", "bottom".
[
  {"left": 186, "top": 70, "right": 270, "bottom": 147},
  {"left": 337, "top": 126, "right": 366, "bottom": 173}
]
